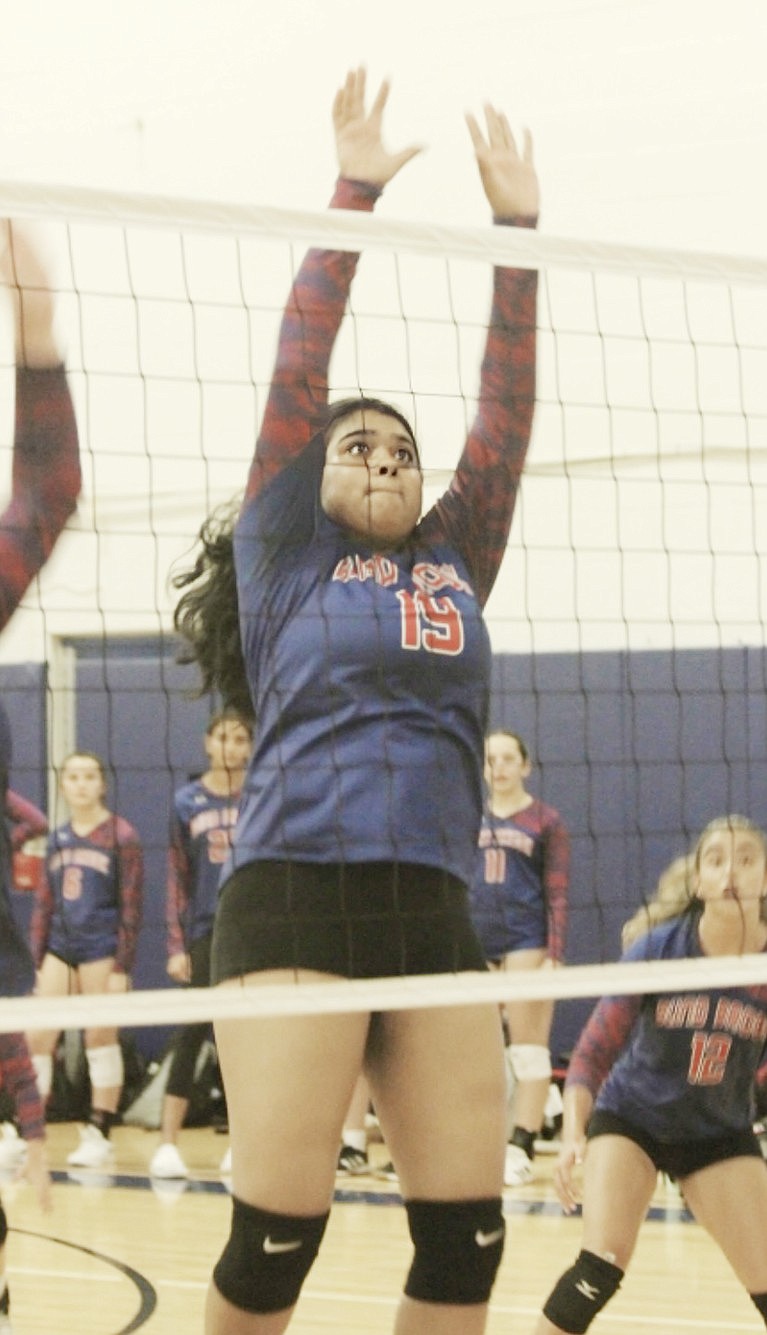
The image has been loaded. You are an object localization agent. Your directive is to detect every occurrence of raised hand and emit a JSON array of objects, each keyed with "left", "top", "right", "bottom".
[
  {"left": 332, "top": 67, "right": 421, "bottom": 188},
  {"left": 466, "top": 106, "right": 539, "bottom": 220}
]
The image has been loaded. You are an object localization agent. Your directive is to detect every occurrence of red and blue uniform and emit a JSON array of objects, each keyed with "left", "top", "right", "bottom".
[
  {"left": 568, "top": 910, "right": 767, "bottom": 1140},
  {"left": 227, "top": 178, "right": 537, "bottom": 892},
  {"left": 0, "top": 367, "right": 80, "bottom": 997},
  {"left": 0, "top": 1032, "right": 45, "bottom": 1142},
  {"left": 167, "top": 781, "right": 241, "bottom": 954},
  {"left": 469, "top": 800, "right": 570, "bottom": 962},
  {"left": 30, "top": 816, "right": 143, "bottom": 971}
]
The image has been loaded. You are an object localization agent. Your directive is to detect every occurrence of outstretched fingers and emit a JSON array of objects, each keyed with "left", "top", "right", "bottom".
[{"left": 333, "top": 65, "right": 422, "bottom": 188}]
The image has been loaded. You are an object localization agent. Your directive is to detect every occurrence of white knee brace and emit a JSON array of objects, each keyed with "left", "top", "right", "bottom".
[
  {"left": 86, "top": 1043, "right": 123, "bottom": 1091},
  {"left": 508, "top": 1044, "right": 551, "bottom": 1082},
  {"left": 32, "top": 1053, "right": 53, "bottom": 1100}
]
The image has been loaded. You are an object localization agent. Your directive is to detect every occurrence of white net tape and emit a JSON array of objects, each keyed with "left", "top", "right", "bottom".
[{"left": 7, "top": 955, "right": 767, "bottom": 1035}]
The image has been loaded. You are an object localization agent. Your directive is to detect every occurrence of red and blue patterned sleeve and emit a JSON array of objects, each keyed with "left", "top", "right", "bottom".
[
  {"left": 544, "top": 808, "right": 570, "bottom": 965},
  {"left": 5, "top": 787, "right": 48, "bottom": 851},
  {"left": 166, "top": 808, "right": 191, "bottom": 959},
  {"left": 566, "top": 993, "right": 641, "bottom": 1099},
  {"left": 29, "top": 848, "right": 54, "bottom": 969},
  {"left": 0, "top": 367, "right": 80, "bottom": 628},
  {"left": 420, "top": 220, "right": 538, "bottom": 606},
  {"left": 245, "top": 178, "right": 381, "bottom": 502},
  {"left": 115, "top": 820, "right": 144, "bottom": 975},
  {"left": 0, "top": 1031, "right": 45, "bottom": 1140}
]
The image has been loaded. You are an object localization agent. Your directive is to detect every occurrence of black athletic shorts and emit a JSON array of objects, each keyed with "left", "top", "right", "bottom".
[
  {"left": 587, "top": 1109, "right": 763, "bottom": 1178},
  {"left": 211, "top": 860, "right": 488, "bottom": 983}
]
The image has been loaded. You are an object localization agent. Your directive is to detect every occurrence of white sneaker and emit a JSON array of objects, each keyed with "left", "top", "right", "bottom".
[
  {"left": 149, "top": 1142, "right": 189, "bottom": 1179},
  {"left": 504, "top": 1144, "right": 534, "bottom": 1187},
  {"left": 0, "top": 1124, "right": 26, "bottom": 1170},
  {"left": 66, "top": 1124, "right": 114, "bottom": 1168},
  {"left": 220, "top": 1147, "right": 232, "bottom": 1175}
]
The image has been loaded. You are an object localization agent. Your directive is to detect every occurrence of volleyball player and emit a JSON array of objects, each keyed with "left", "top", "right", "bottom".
[
  {"left": 174, "top": 67, "right": 538, "bottom": 1334},
  {"left": 0, "top": 221, "right": 81, "bottom": 1004},
  {"left": 469, "top": 730, "right": 570, "bottom": 1186},
  {"left": 28, "top": 752, "right": 144, "bottom": 1169},
  {"left": 0, "top": 1031, "right": 51, "bottom": 1333},
  {"left": 150, "top": 708, "right": 253, "bottom": 1180},
  {"left": 0, "top": 222, "right": 75, "bottom": 1328},
  {"left": 535, "top": 815, "right": 767, "bottom": 1334}
]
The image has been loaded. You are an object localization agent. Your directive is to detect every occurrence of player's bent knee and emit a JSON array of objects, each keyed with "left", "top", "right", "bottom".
[
  {"left": 404, "top": 1198, "right": 505, "bottom": 1305},
  {"left": 543, "top": 1249, "right": 624, "bottom": 1333},
  {"left": 508, "top": 1043, "right": 551, "bottom": 1082},
  {"left": 213, "top": 1197, "right": 329, "bottom": 1314}
]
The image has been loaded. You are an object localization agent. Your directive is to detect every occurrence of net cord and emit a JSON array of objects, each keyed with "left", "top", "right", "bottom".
[
  {"left": 0, "top": 179, "right": 766, "bottom": 282},
  {"left": 6, "top": 953, "right": 767, "bottom": 1033}
]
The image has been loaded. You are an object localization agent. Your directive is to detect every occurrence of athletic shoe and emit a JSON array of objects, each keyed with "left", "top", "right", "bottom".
[
  {"left": 375, "top": 1160, "right": 399, "bottom": 1182},
  {"left": 337, "top": 1144, "right": 370, "bottom": 1175},
  {"left": 150, "top": 1175, "right": 188, "bottom": 1202},
  {"left": 504, "top": 1143, "right": 534, "bottom": 1187},
  {"left": 66, "top": 1124, "right": 114, "bottom": 1168},
  {"left": 149, "top": 1142, "right": 189, "bottom": 1179},
  {"left": 220, "top": 1147, "right": 232, "bottom": 1174},
  {"left": 0, "top": 1124, "right": 26, "bottom": 1170}
]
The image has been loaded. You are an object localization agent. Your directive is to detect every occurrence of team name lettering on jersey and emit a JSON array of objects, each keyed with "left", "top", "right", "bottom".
[
  {"left": 655, "top": 995, "right": 710, "bottom": 1028},
  {"left": 331, "top": 554, "right": 399, "bottom": 586},
  {"left": 188, "top": 807, "right": 239, "bottom": 840},
  {"left": 478, "top": 827, "right": 535, "bottom": 857},
  {"left": 331, "top": 555, "right": 474, "bottom": 598},
  {"left": 49, "top": 847, "right": 111, "bottom": 876},
  {"left": 712, "top": 997, "right": 767, "bottom": 1042}
]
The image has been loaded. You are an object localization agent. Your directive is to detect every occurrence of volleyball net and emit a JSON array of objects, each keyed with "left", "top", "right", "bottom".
[{"left": 1, "top": 181, "right": 767, "bottom": 1040}]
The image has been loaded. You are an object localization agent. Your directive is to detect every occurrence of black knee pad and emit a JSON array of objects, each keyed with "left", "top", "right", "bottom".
[
  {"left": 543, "top": 1248, "right": 624, "bottom": 1333},
  {"left": 213, "top": 1196, "right": 329, "bottom": 1314},
  {"left": 0, "top": 1204, "right": 6, "bottom": 1246},
  {"left": 404, "top": 1198, "right": 505, "bottom": 1306}
]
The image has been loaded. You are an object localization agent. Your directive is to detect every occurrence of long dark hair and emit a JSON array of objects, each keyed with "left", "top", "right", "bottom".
[
  {"left": 172, "top": 499, "right": 253, "bottom": 719},
  {"left": 172, "top": 397, "right": 418, "bottom": 715}
]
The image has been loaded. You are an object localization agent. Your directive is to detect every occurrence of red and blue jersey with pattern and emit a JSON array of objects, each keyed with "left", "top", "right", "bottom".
[
  {"left": 0, "top": 1031, "right": 45, "bottom": 1140},
  {"left": 228, "top": 178, "right": 537, "bottom": 889},
  {"left": 0, "top": 367, "right": 80, "bottom": 997},
  {"left": 167, "top": 780, "right": 241, "bottom": 954},
  {"left": 468, "top": 799, "right": 570, "bottom": 962},
  {"left": 567, "top": 910, "right": 767, "bottom": 1140},
  {"left": 31, "top": 815, "right": 144, "bottom": 972}
]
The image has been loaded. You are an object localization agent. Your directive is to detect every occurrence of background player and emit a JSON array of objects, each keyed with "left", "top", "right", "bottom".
[
  {"left": 28, "top": 751, "right": 144, "bottom": 1169},
  {"left": 150, "top": 708, "right": 253, "bottom": 1180},
  {"left": 535, "top": 815, "right": 767, "bottom": 1333},
  {"left": 469, "top": 729, "right": 570, "bottom": 1186}
]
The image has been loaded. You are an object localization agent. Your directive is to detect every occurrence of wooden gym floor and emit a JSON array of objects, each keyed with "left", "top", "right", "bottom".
[{"left": 1, "top": 1122, "right": 762, "bottom": 1333}]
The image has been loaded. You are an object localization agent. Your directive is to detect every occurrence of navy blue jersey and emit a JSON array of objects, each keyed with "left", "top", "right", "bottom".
[
  {"left": 469, "top": 800, "right": 570, "bottom": 962},
  {"left": 231, "top": 514, "right": 491, "bottom": 885},
  {"left": 568, "top": 911, "right": 767, "bottom": 1141},
  {"left": 31, "top": 816, "right": 143, "bottom": 970},
  {"left": 167, "top": 780, "right": 241, "bottom": 952}
]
